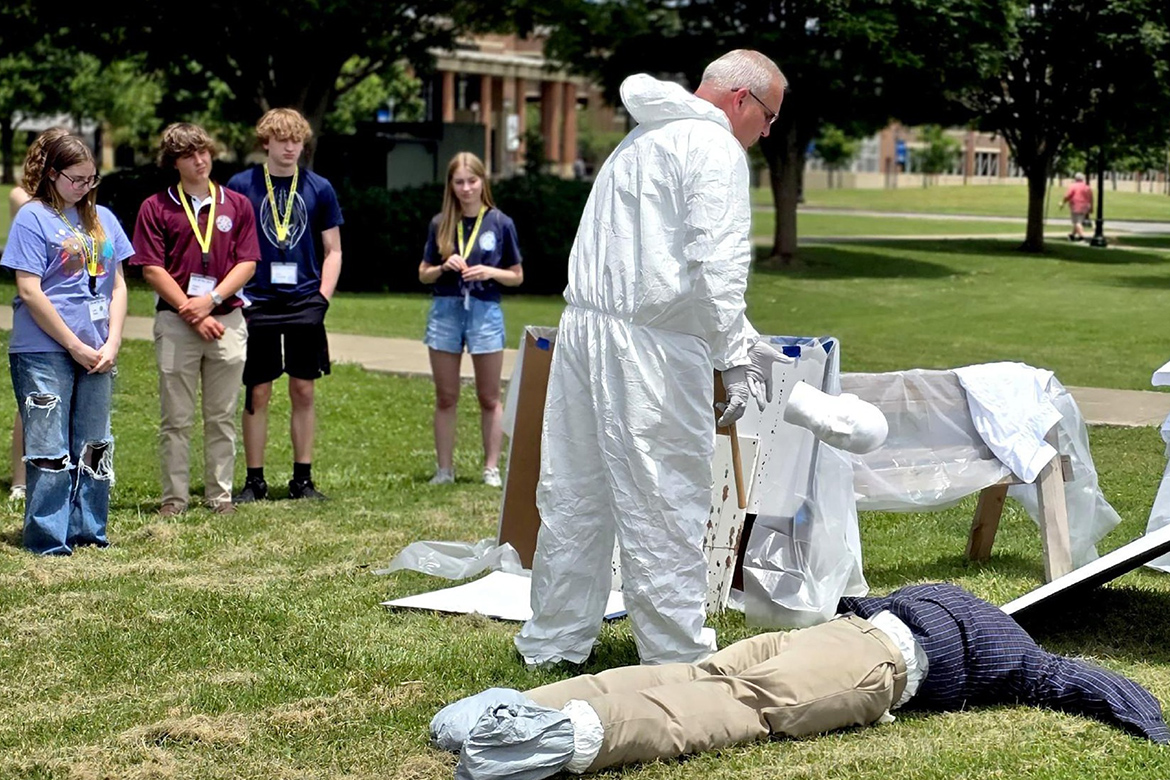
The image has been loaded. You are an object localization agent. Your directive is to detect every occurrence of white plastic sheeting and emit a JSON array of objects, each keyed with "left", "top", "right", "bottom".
[
  {"left": 843, "top": 370, "right": 1011, "bottom": 511},
  {"left": 374, "top": 539, "right": 525, "bottom": 578},
  {"left": 736, "top": 335, "right": 868, "bottom": 628},
  {"left": 1144, "top": 414, "right": 1170, "bottom": 573},
  {"left": 843, "top": 367, "right": 1119, "bottom": 569}
]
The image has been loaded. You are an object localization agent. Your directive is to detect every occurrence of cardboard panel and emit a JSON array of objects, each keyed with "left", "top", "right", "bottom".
[{"left": 497, "top": 330, "right": 555, "bottom": 568}]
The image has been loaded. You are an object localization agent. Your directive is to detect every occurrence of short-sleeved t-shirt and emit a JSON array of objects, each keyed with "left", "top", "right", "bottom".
[
  {"left": 129, "top": 184, "right": 262, "bottom": 315},
  {"left": 225, "top": 166, "right": 344, "bottom": 305},
  {"left": 422, "top": 208, "right": 521, "bottom": 302},
  {"left": 1, "top": 202, "right": 134, "bottom": 353}
]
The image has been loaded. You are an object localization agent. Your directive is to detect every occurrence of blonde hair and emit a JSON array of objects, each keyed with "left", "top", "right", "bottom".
[
  {"left": 436, "top": 152, "right": 495, "bottom": 259},
  {"left": 21, "top": 126, "right": 70, "bottom": 192},
  {"left": 157, "top": 122, "right": 217, "bottom": 169},
  {"left": 256, "top": 108, "right": 313, "bottom": 145},
  {"left": 34, "top": 135, "right": 107, "bottom": 247}
]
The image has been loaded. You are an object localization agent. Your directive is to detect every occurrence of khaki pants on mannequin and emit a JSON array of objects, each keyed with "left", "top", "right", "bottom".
[
  {"left": 526, "top": 615, "right": 907, "bottom": 772},
  {"left": 153, "top": 309, "right": 247, "bottom": 508}
]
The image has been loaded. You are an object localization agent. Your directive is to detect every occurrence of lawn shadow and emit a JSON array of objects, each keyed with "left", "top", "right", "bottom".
[
  {"left": 1014, "top": 585, "right": 1170, "bottom": 666},
  {"left": 795, "top": 237, "right": 1170, "bottom": 266},
  {"left": 861, "top": 551, "right": 1044, "bottom": 592},
  {"left": 0, "top": 524, "right": 21, "bottom": 549},
  {"left": 1106, "top": 273, "right": 1170, "bottom": 290},
  {"left": 753, "top": 245, "right": 958, "bottom": 280}
]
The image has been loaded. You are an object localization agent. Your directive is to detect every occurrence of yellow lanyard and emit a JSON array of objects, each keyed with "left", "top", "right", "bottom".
[
  {"left": 51, "top": 205, "right": 98, "bottom": 278},
  {"left": 263, "top": 163, "right": 298, "bottom": 243},
  {"left": 177, "top": 181, "right": 217, "bottom": 262},
  {"left": 457, "top": 207, "right": 487, "bottom": 258}
]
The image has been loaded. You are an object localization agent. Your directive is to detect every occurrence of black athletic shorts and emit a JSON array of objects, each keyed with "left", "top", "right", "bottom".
[{"left": 242, "top": 293, "right": 332, "bottom": 387}]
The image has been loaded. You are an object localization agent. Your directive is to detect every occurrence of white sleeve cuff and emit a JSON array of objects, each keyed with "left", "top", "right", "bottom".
[{"left": 562, "top": 699, "right": 604, "bottom": 773}]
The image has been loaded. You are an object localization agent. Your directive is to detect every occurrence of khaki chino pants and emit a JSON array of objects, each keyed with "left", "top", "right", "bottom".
[
  {"left": 153, "top": 309, "right": 247, "bottom": 508},
  {"left": 526, "top": 615, "right": 907, "bottom": 772}
]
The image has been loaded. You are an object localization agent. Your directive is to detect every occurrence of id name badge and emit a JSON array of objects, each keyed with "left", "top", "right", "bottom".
[
  {"left": 187, "top": 273, "right": 217, "bottom": 296},
  {"left": 271, "top": 263, "right": 298, "bottom": 285},
  {"left": 88, "top": 297, "right": 109, "bottom": 322}
]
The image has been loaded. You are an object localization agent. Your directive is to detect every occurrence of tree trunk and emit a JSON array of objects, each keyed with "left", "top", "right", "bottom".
[
  {"left": 764, "top": 120, "right": 803, "bottom": 266},
  {"left": 0, "top": 114, "right": 14, "bottom": 186},
  {"left": 1022, "top": 164, "right": 1049, "bottom": 252}
]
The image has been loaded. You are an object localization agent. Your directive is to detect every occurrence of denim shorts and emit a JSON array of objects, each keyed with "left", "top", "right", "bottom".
[{"left": 424, "top": 296, "right": 506, "bottom": 354}]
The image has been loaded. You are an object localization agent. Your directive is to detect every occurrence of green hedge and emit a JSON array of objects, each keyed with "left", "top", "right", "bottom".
[
  {"left": 98, "top": 166, "right": 592, "bottom": 296},
  {"left": 336, "top": 175, "right": 591, "bottom": 295}
]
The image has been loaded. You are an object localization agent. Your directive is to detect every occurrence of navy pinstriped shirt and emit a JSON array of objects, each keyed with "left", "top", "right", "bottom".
[{"left": 840, "top": 583, "right": 1169, "bottom": 744}]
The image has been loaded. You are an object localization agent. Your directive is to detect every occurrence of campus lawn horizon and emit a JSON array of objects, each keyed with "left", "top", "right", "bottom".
[
  {"left": 0, "top": 336, "right": 1169, "bottom": 778},
  {"left": 752, "top": 181, "right": 1170, "bottom": 222}
]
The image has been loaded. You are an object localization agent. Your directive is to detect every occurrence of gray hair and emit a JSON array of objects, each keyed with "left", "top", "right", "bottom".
[
  {"left": 1074, "top": 172, "right": 1086, "bottom": 182},
  {"left": 700, "top": 50, "right": 787, "bottom": 94}
]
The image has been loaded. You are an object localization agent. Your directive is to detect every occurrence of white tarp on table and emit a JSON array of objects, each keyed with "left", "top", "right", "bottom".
[{"left": 843, "top": 366, "right": 1119, "bottom": 568}]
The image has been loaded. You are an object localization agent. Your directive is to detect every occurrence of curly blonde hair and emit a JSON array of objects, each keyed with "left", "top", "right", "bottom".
[{"left": 256, "top": 108, "right": 313, "bottom": 145}]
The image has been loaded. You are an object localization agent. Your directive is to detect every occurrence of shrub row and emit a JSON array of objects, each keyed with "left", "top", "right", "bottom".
[{"left": 98, "top": 165, "right": 592, "bottom": 296}]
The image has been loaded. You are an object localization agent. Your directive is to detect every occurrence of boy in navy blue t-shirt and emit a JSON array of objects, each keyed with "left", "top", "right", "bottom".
[{"left": 225, "top": 108, "right": 343, "bottom": 503}]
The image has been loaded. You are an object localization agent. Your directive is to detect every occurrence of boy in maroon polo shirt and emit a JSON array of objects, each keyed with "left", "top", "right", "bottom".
[{"left": 131, "top": 123, "right": 259, "bottom": 515}]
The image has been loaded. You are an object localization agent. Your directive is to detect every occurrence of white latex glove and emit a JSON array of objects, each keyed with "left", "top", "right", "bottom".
[
  {"left": 718, "top": 366, "right": 751, "bottom": 427},
  {"left": 745, "top": 341, "right": 795, "bottom": 411}
]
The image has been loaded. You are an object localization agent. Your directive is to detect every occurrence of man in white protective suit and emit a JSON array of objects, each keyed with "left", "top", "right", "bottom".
[{"left": 515, "top": 50, "right": 791, "bottom": 667}]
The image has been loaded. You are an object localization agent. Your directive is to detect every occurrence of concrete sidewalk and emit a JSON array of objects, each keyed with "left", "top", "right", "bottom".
[
  {"left": 2, "top": 306, "right": 1170, "bottom": 428},
  {"left": 0, "top": 309, "right": 1164, "bottom": 427}
]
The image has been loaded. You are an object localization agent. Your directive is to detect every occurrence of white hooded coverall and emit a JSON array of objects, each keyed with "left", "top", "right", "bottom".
[{"left": 514, "top": 74, "right": 759, "bottom": 665}]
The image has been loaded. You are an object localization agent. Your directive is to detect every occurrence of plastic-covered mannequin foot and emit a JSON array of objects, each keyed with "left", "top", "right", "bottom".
[
  {"left": 783, "top": 381, "right": 889, "bottom": 454},
  {"left": 456, "top": 702, "right": 575, "bottom": 780},
  {"left": 431, "top": 688, "right": 533, "bottom": 752}
]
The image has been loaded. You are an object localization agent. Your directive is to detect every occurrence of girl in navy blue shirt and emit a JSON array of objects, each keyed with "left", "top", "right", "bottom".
[{"left": 418, "top": 152, "right": 523, "bottom": 487}]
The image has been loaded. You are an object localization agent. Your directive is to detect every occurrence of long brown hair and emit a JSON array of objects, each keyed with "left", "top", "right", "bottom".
[
  {"left": 20, "top": 126, "right": 70, "bottom": 192},
  {"left": 34, "top": 136, "right": 107, "bottom": 247},
  {"left": 436, "top": 152, "right": 495, "bottom": 258}
]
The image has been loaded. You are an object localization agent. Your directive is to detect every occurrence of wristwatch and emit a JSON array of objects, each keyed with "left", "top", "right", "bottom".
[{"left": 209, "top": 290, "right": 224, "bottom": 306}]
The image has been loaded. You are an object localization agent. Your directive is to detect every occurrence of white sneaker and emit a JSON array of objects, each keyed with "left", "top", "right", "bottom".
[
  {"left": 429, "top": 468, "right": 455, "bottom": 485},
  {"left": 483, "top": 467, "right": 502, "bottom": 487},
  {"left": 8, "top": 484, "right": 25, "bottom": 502}
]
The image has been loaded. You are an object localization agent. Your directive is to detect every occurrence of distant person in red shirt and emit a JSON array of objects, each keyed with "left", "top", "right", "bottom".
[{"left": 1060, "top": 172, "right": 1094, "bottom": 242}]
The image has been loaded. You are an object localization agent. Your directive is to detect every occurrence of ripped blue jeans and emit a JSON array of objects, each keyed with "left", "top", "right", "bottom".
[{"left": 10, "top": 352, "right": 114, "bottom": 555}]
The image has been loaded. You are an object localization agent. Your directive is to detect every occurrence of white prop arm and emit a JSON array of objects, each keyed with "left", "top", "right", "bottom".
[{"left": 783, "top": 381, "right": 888, "bottom": 454}]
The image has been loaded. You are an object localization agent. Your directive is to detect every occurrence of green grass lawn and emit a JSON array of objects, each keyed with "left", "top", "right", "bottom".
[
  {"left": 751, "top": 182, "right": 1170, "bottom": 222},
  {"left": 759, "top": 212, "right": 1029, "bottom": 238},
  {"left": 0, "top": 335, "right": 1168, "bottom": 778},
  {"left": 0, "top": 183, "right": 11, "bottom": 245},
  {"left": 317, "top": 238, "right": 1170, "bottom": 392}
]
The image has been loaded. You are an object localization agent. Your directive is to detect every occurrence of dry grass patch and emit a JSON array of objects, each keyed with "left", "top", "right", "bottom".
[
  {"left": 392, "top": 753, "right": 454, "bottom": 780},
  {"left": 120, "top": 712, "right": 248, "bottom": 748},
  {"left": 267, "top": 682, "right": 429, "bottom": 731}
]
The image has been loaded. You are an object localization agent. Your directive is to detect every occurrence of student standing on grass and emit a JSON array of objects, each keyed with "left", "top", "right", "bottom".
[
  {"left": 225, "top": 109, "right": 343, "bottom": 503},
  {"left": 0, "top": 135, "right": 131, "bottom": 555},
  {"left": 418, "top": 152, "right": 523, "bottom": 488},
  {"left": 131, "top": 123, "right": 258, "bottom": 517},
  {"left": 6, "top": 126, "right": 70, "bottom": 503}
]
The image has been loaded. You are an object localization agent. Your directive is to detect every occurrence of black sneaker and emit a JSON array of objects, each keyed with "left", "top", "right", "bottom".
[
  {"left": 288, "top": 478, "right": 327, "bottom": 500},
  {"left": 232, "top": 477, "right": 268, "bottom": 504}
]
